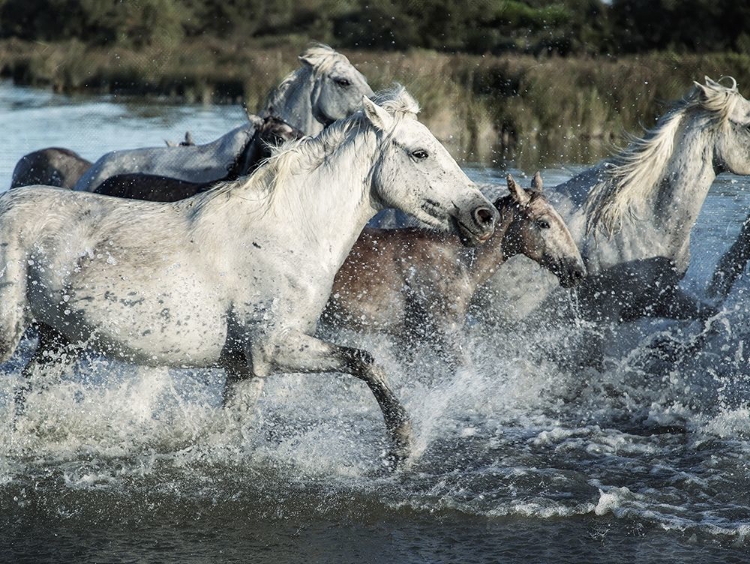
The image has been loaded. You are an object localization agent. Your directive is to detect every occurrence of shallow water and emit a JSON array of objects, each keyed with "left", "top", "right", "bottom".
[{"left": 1, "top": 81, "right": 750, "bottom": 563}]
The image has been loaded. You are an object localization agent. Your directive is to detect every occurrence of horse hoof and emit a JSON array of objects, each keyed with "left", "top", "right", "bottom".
[
  {"left": 647, "top": 335, "right": 691, "bottom": 362},
  {"left": 384, "top": 423, "right": 413, "bottom": 471},
  {"left": 383, "top": 446, "right": 409, "bottom": 472}
]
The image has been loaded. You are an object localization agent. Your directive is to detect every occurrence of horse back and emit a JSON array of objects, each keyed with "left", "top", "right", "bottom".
[{"left": 95, "top": 173, "right": 210, "bottom": 202}]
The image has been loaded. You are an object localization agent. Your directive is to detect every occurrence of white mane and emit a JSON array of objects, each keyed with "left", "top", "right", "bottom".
[
  {"left": 199, "top": 86, "right": 419, "bottom": 218},
  {"left": 585, "top": 76, "right": 741, "bottom": 235}
]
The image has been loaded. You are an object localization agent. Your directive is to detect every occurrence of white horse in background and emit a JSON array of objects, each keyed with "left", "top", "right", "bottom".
[
  {"left": 74, "top": 44, "right": 373, "bottom": 192},
  {"left": 480, "top": 77, "right": 750, "bottom": 332},
  {"left": 5, "top": 87, "right": 498, "bottom": 468}
]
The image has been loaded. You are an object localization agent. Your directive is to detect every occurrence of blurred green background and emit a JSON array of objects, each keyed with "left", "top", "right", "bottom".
[{"left": 1, "top": 0, "right": 748, "bottom": 165}]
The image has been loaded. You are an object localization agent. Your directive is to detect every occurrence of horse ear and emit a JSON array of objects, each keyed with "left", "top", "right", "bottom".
[
  {"left": 299, "top": 52, "right": 324, "bottom": 69},
  {"left": 363, "top": 96, "right": 393, "bottom": 131},
  {"left": 704, "top": 76, "right": 720, "bottom": 88},
  {"left": 507, "top": 174, "right": 531, "bottom": 206},
  {"left": 531, "top": 171, "right": 543, "bottom": 192},
  {"left": 694, "top": 81, "right": 713, "bottom": 101}
]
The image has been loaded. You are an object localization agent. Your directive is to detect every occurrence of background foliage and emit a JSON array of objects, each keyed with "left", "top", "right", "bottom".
[
  {"left": 1, "top": 0, "right": 748, "bottom": 55},
  {"left": 1, "top": 1, "right": 749, "bottom": 165}
]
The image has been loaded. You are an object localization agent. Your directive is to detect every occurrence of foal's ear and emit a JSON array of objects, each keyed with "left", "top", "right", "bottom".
[
  {"left": 507, "top": 174, "right": 530, "bottom": 206},
  {"left": 363, "top": 96, "right": 394, "bottom": 131},
  {"left": 531, "top": 171, "right": 543, "bottom": 192}
]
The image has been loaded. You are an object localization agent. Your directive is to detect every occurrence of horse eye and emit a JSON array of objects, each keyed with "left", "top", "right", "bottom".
[
  {"left": 411, "top": 149, "right": 429, "bottom": 160},
  {"left": 537, "top": 219, "right": 551, "bottom": 229},
  {"left": 334, "top": 77, "right": 351, "bottom": 87}
]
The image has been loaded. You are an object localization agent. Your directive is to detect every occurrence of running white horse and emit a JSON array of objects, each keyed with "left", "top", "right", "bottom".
[
  {"left": 4, "top": 87, "right": 497, "bottom": 468},
  {"left": 480, "top": 76, "right": 750, "bottom": 331},
  {"left": 74, "top": 44, "right": 373, "bottom": 192}
]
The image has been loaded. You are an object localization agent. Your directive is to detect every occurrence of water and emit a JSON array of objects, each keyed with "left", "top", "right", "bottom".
[{"left": 2, "top": 80, "right": 750, "bottom": 563}]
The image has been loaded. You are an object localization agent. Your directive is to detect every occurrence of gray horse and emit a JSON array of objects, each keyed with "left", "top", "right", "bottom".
[
  {"left": 7, "top": 88, "right": 497, "bottom": 467},
  {"left": 92, "top": 116, "right": 304, "bottom": 202},
  {"left": 74, "top": 44, "right": 372, "bottom": 192},
  {"left": 465, "top": 77, "right": 750, "bottom": 331}
]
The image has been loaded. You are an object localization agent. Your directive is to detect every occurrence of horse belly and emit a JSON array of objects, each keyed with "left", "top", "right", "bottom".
[{"left": 29, "top": 265, "right": 229, "bottom": 367}]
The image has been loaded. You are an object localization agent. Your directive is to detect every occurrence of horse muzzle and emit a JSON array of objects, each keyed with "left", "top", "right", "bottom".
[
  {"left": 558, "top": 260, "right": 587, "bottom": 288},
  {"left": 454, "top": 204, "right": 498, "bottom": 247}
]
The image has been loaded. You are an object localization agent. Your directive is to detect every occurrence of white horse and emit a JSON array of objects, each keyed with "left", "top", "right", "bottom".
[
  {"left": 482, "top": 77, "right": 750, "bottom": 331},
  {"left": 74, "top": 44, "right": 373, "bottom": 192},
  {"left": 4, "top": 87, "right": 498, "bottom": 467}
]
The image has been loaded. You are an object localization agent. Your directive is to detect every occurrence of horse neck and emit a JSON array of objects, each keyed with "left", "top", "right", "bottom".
[
  {"left": 229, "top": 129, "right": 379, "bottom": 274},
  {"left": 618, "top": 123, "right": 717, "bottom": 262},
  {"left": 576, "top": 114, "right": 719, "bottom": 275},
  {"left": 224, "top": 131, "right": 259, "bottom": 180},
  {"left": 652, "top": 125, "right": 717, "bottom": 234},
  {"left": 461, "top": 203, "right": 515, "bottom": 289},
  {"left": 263, "top": 68, "right": 322, "bottom": 137}
]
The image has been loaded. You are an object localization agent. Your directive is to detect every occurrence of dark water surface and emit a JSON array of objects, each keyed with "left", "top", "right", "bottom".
[{"left": 1, "top": 81, "right": 750, "bottom": 563}]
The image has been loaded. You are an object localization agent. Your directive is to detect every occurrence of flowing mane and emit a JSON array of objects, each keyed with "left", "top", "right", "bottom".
[
  {"left": 199, "top": 86, "right": 420, "bottom": 218},
  {"left": 585, "top": 76, "right": 741, "bottom": 236}
]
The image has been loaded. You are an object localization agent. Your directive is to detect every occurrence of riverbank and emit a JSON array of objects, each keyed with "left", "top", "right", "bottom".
[{"left": 2, "top": 39, "right": 749, "bottom": 166}]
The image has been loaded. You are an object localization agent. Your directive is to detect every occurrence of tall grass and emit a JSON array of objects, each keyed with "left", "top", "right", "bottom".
[{"left": 2, "top": 39, "right": 749, "bottom": 166}]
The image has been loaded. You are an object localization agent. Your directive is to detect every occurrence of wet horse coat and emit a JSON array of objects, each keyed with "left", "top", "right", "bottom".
[
  {"left": 5, "top": 88, "right": 498, "bottom": 466},
  {"left": 10, "top": 148, "right": 92, "bottom": 189}
]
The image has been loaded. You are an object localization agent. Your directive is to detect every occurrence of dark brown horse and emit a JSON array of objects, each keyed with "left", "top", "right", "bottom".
[
  {"left": 10, "top": 147, "right": 92, "bottom": 189},
  {"left": 321, "top": 173, "right": 586, "bottom": 364},
  {"left": 93, "top": 116, "right": 304, "bottom": 202}
]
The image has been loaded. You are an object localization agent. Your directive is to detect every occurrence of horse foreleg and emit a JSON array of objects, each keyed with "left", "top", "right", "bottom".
[
  {"left": 429, "top": 325, "right": 472, "bottom": 371},
  {"left": 619, "top": 285, "right": 717, "bottom": 323},
  {"left": 250, "top": 330, "right": 412, "bottom": 469},
  {"left": 653, "top": 286, "right": 718, "bottom": 322},
  {"left": 640, "top": 287, "right": 721, "bottom": 360},
  {"left": 707, "top": 215, "right": 750, "bottom": 299},
  {"left": 15, "top": 324, "right": 76, "bottom": 414},
  {"left": 219, "top": 349, "right": 265, "bottom": 412}
]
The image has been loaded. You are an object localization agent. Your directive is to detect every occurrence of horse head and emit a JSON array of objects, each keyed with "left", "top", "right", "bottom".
[
  {"left": 500, "top": 173, "right": 585, "bottom": 288},
  {"left": 701, "top": 77, "right": 750, "bottom": 177},
  {"left": 302, "top": 44, "right": 374, "bottom": 128},
  {"left": 257, "top": 115, "right": 305, "bottom": 147},
  {"left": 364, "top": 87, "right": 497, "bottom": 246}
]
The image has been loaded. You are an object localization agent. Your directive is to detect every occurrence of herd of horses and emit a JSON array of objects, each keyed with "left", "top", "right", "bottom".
[{"left": 5, "top": 44, "right": 750, "bottom": 468}]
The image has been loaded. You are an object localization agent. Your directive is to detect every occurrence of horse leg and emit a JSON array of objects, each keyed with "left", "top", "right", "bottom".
[
  {"left": 249, "top": 330, "right": 412, "bottom": 469},
  {"left": 219, "top": 348, "right": 265, "bottom": 411},
  {"left": 707, "top": 215, "right": 750, "bottom": 299},
  {"left": 15, "top": 324, "right": 76, "bottom": 414},
  {"left": 429, "top": 326, "right": 472, "bottom": 370},
  {"left": 640, "top": 287, "right": 720, "bottom": 360}
]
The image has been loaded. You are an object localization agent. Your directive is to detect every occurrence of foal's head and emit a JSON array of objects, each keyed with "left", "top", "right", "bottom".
[
  {"left": 364, "top": 88, "right": 498, "bottom": 246},
  {"left": 257, "top": 115, "right": 306, "bottom": 147},
  {"left": 500, "top": 173, "right": 586, "bottom": 288}
]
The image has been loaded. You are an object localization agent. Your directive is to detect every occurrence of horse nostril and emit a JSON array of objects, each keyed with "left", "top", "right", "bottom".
[
  {"left": 573, "top": 268, "right": 585, "bottom": 280},
  {"left": 474, "top": 206, "right": 495, "bottom": 227}
]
